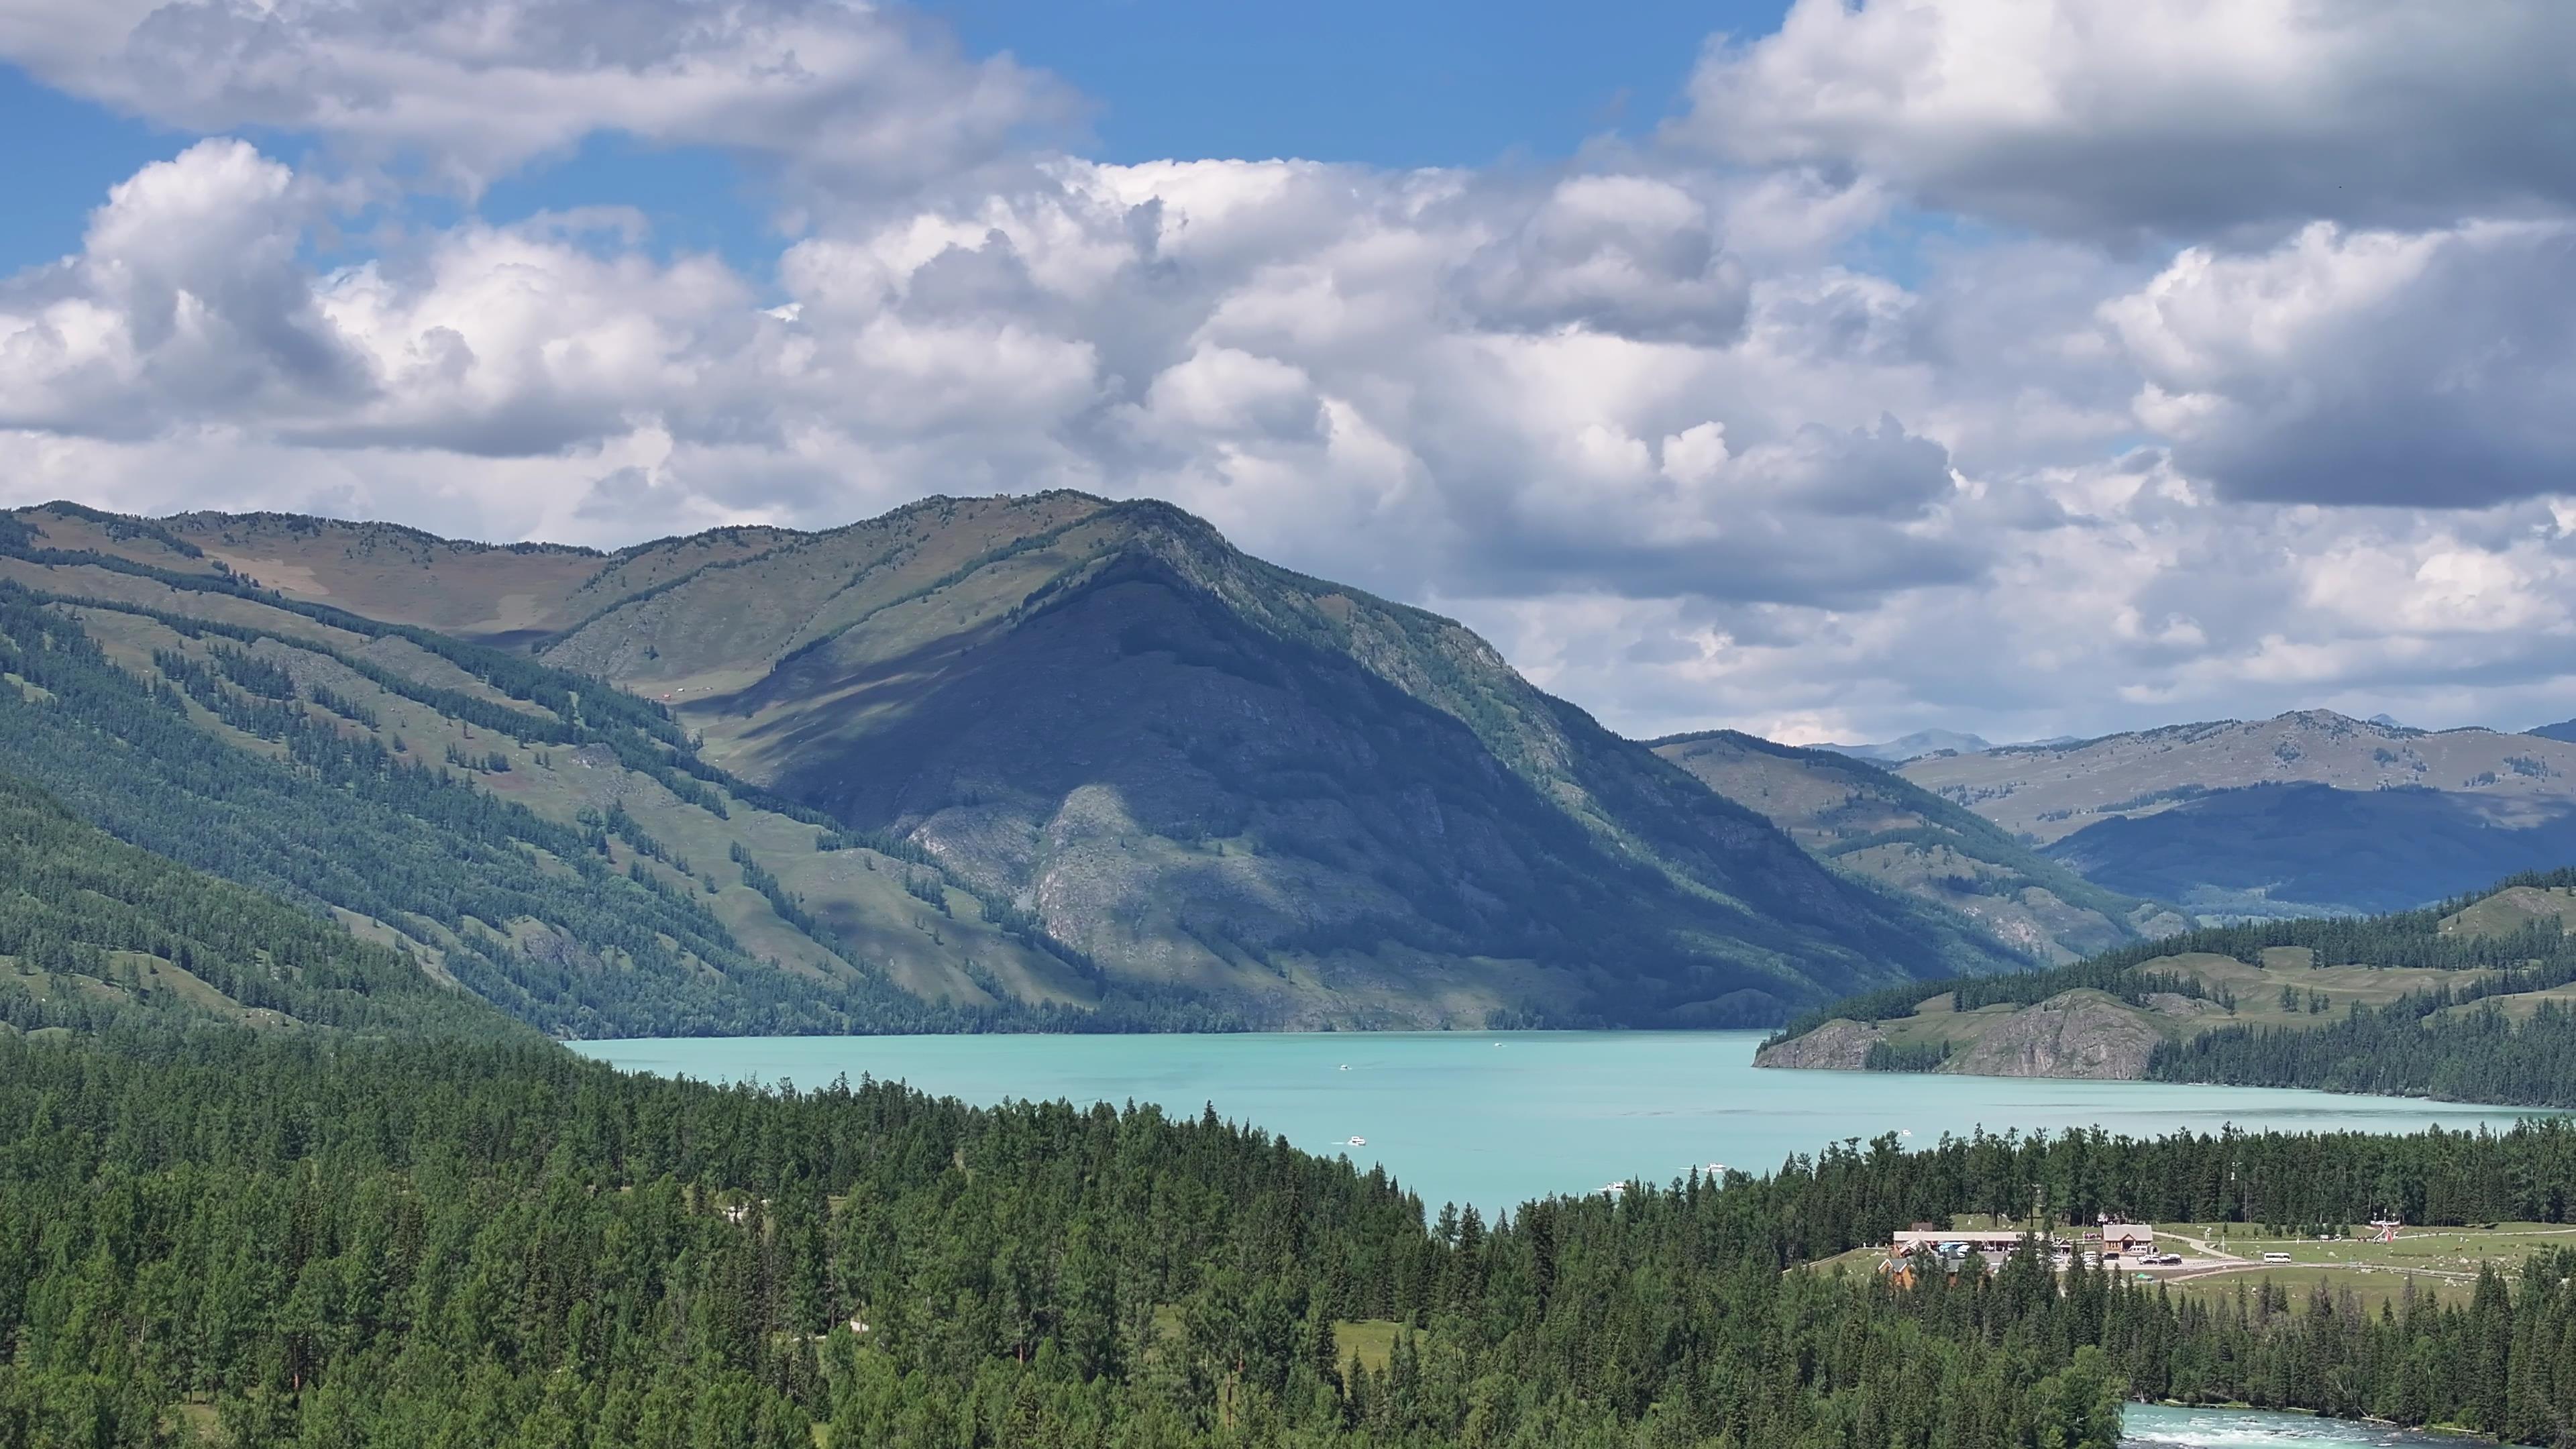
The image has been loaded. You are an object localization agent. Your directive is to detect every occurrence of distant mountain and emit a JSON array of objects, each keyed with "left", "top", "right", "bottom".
[
  {"left": 1810, "top": 729, "right": 1992, "bottom": 764},
  {"left": 2, "top": 496, "right": 2020, "bottom": 1032},
  {"left": 2526, "top": 718, "right": 2576, "bottom": 745},
  {"left": 1899, "top": 709, "right": 2576, "bottom": 919},
  {"left": 1650, "top": 730, "right": 2182, "bottom": 964}
]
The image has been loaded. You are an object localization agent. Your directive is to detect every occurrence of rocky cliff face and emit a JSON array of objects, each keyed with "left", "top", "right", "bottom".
[
  {"left": 1750, "top": 1019, "right": 1886, "bottom": 1069},
  {"left": 1940, "top": 991, "right": 2162, "bottom": 1079}
]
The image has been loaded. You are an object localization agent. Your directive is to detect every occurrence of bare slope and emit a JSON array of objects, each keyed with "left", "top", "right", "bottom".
[{"left": 1651, "top": 729, "right": 2182, "bottom": 964}]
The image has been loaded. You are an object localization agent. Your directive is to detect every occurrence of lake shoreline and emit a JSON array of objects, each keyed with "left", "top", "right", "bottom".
[{"left": 570, "top": 1029, "right": 2565, "bottom": 1215}]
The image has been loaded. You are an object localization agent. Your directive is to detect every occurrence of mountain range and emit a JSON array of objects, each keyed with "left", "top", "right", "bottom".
[
  {"left": 28, "top": 492, "right": 2576, "bottom": 1038},
  {"left": 1, "top": 495, "right": 2029, "bottom": 1034},
  {"left": 1897, "top": 710, "right": 2576, "bottom": 918}
]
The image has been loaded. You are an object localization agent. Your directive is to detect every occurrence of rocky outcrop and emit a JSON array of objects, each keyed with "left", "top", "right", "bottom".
[
  {"left": 2143, "top": 991, "right": 2223, "bottom": 1020},
  {"left": 1941, "top": 990, "right": 2159, "bottom": 1079},
  {"left": 1752, "top": 1018, "right": 1886, "bottom": 1070}
]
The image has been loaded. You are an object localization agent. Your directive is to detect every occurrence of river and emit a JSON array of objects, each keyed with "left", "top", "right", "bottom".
[{"left": 2122, "top": 1403, "right": 2465, "bottom": 1445}]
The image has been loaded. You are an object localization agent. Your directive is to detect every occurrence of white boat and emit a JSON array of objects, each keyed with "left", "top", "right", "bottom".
[
  {"left": 1601, "top": 1181, "right": 1627, "bottom": 1195},
  {"left": 1344, "top": 1136, "right": 1367, "bottom": 1146}
]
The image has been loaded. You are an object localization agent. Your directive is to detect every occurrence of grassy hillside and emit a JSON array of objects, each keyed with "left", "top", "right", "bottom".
[
  {"left": 0, "top": 771, "right": 518, "bottom": 1038},
  {"left": 4, "top": 497, "right": 2018, "bottom": 1030},
  {"left": 1650, "top": 729, "right": 2182, "bottom": 963},
  {"left": 1756, "top": 869, "right": 2576, "bottom": 1105}
]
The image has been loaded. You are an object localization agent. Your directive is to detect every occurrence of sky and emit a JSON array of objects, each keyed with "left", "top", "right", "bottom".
[{"left": 2, "top": 2, "right": 2575, "bottom": 747}]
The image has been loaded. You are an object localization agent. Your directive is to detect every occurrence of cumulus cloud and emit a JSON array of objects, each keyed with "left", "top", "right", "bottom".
[
  {"left": 0, "top": 140, "right": 366, "bottom": 435},
  {"left": 2104, "top": 220, "right": 2576, "bottom": 507},
  {"left": 1472, "top": 460, "right": 2576, "bottom": 743},
  {"left": 4, "top": 0, "right": 1073, "bottom": 197},
  {"left": 1459, "top": 175, "right": 1749, "bottom": 343},
  {"left": 0, "top": 140, "right": 2011, "bottom": 613},
  {"left": 1678, "top": 0, "right": 2576, "bottom": 238}
]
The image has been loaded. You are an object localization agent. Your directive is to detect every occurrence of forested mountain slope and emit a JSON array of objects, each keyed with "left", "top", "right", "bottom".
[
  {"left": 1757, "top": 871, "right": 2576, "bottom": 1106},
  {"left": 0, "top": 772, "right": 517, "bottom": 1039},
  {"left": 1651, "top": 729, "right": 2183, "bottom": 964},
  {"left": 1900, "top": 710, "right": 2576, "bottom": 919},
  {"left": 2, "top": 497, "right": 2017, "bottom": 1030},
  {"left": 0, "top": 516, "right": 1163, "bottom": 1038}
]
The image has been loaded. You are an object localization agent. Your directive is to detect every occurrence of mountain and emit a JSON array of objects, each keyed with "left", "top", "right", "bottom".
[
  {"left": 1809, "top": 729, "right": 1992, "bottom": 764},
  {"left": 1898, "top": 709, "right": 2576, "bottom": 918},
  {"left": 0, "top": 770, "right": 520, "bottom": 1038},
  {"left": 2039, "top": 782, "right": 2576, "bottom": 918},
  {"left": 1754, "top": 871, "right": 2576, "bottom": 1106},
  {"left": 2526, "top": 717, "right": 2576, "bottom": 745},
  {"left": 1648, "top": 730, "right": 2184, "bottom": 963},
  {"left": 1, "top": 496, "right": 2019, "bottom": 1031}
]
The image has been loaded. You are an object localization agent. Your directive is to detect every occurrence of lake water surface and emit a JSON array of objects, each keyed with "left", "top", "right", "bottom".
[{"left": 569, "top": 1030, "right": 2557, "bottom": 1214}]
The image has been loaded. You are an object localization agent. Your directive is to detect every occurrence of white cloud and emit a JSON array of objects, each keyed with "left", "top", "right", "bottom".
[
  {"left": 1678, "top": 0, "right": 2576, "bottom": 238},
  {"left": 0, "top": 140, "right": 364, "bottom": 435},
  {"left": 4, "top": 0, "right": 1073, "bottom": 197},
  {"left": 2103, "top": 220, "right": 2576, "bottom": 506}
]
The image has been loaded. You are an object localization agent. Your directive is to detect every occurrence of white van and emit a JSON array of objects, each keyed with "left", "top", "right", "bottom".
[{"left": 2261, "top": 1252, "right": 2293, "bottom": 1263}]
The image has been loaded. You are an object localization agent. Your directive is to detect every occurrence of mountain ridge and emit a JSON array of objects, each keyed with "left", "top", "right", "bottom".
[
  {"left": 1647, "top": 728, "right": 2183, "bottom": 963},
  {"left": 1898, "top": 707, "right": 2576, "bottom": 919},
  {"left": 3, "top": 494, "right": 2021, "bottom": 1030}
]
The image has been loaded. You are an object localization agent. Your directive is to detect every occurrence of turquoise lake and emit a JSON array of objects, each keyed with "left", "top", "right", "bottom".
[{"left": 569, "top": 1030, "right": 2558, "bottom": 1214}]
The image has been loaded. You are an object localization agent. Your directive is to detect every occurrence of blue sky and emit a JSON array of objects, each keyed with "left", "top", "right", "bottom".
[
  {"left": 920, "top": 0, "right": 1782, "bottom": 166},
  {"left": 0, "top": 66, "right": 169, "bottom": 272},
  {"left": 0, "top": 1, "right": 1786, "bottom": 280}
]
